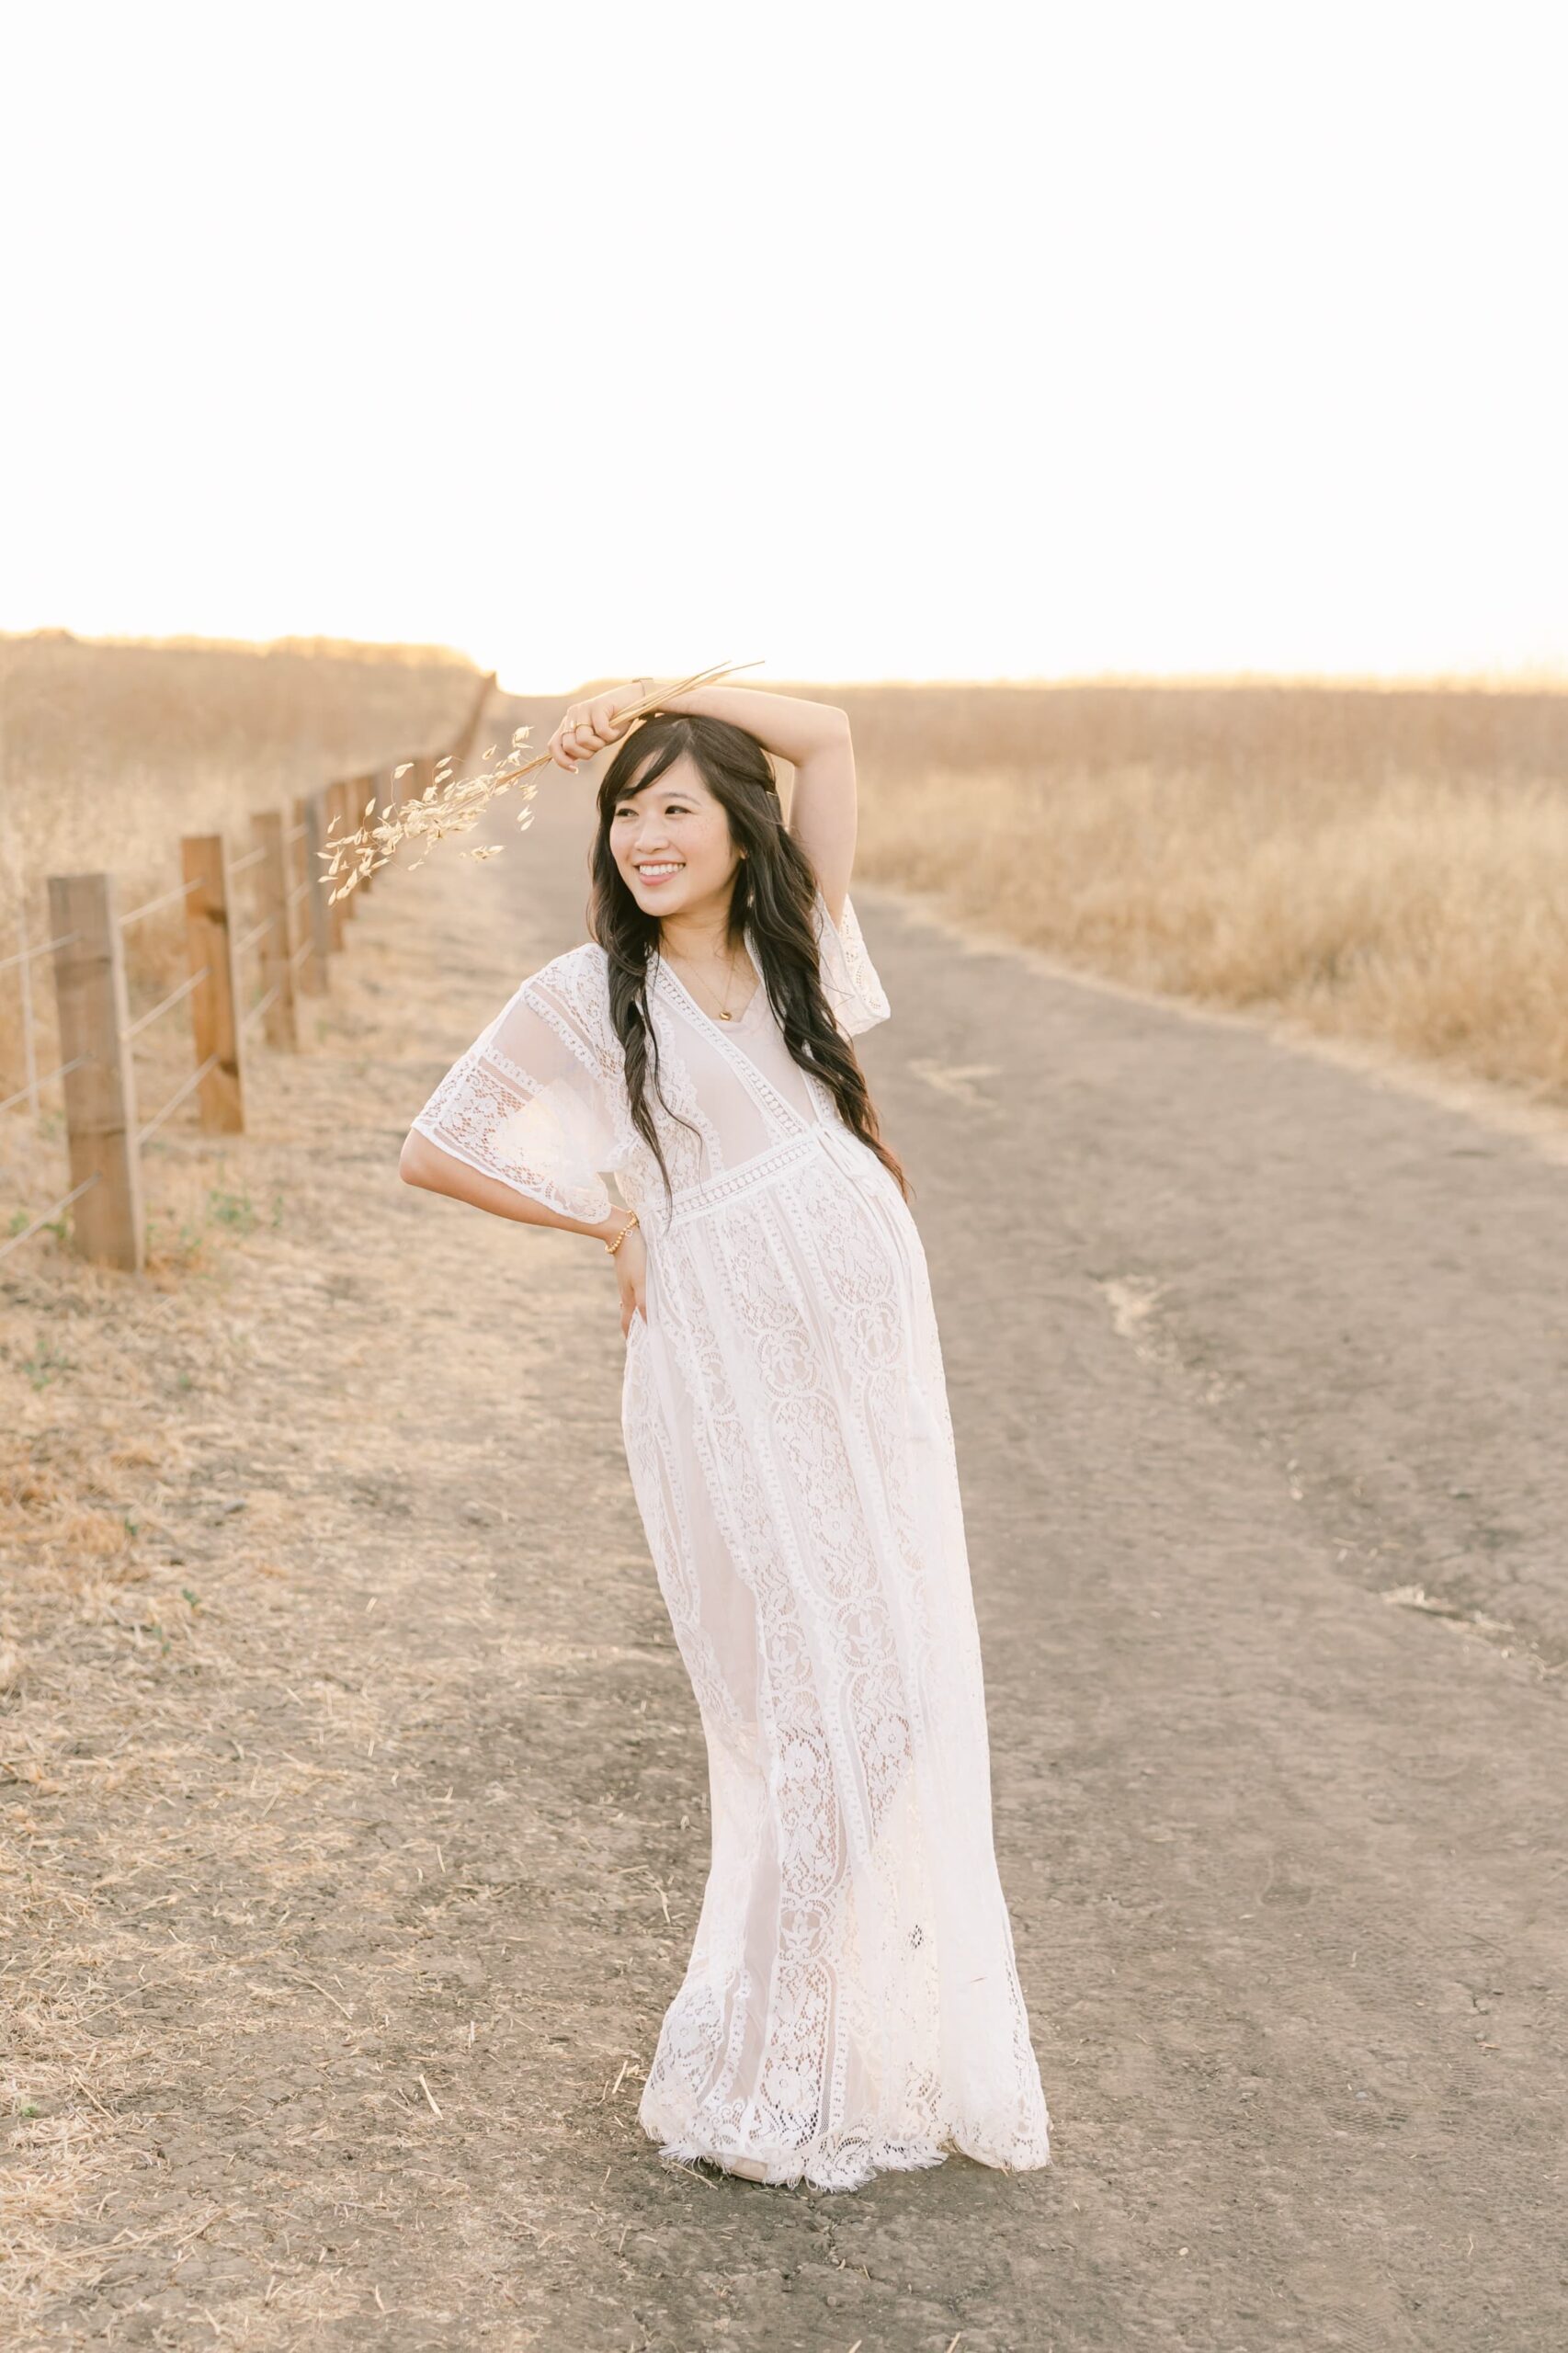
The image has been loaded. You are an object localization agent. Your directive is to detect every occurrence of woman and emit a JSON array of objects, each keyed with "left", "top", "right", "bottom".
[{"left": 400, "top": 677, "right": 1051, "bottom": 2193}]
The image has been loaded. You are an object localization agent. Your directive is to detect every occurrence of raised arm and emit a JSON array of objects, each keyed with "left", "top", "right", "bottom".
[
  {"left": 553, "top": 680, "right": 858, "bottom": 926},
  {"left": 659, "top": 682, "right": 857, "bottom": 925}
]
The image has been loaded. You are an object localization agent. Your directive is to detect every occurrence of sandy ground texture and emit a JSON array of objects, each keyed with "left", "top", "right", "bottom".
[{"left": 4, "top": 778, "right": 1567, "bottom": 2353}]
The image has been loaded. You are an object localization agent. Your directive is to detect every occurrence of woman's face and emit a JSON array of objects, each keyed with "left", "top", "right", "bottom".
[{"left": 608, "top": 754, "right": 742, "bottom": 922}]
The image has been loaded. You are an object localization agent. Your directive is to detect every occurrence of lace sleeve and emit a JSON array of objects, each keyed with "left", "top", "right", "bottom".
[
  {"left": 812, "top": 888, "right": 891, "bottom": 1038},
  {"left": 409, "top": 951, "right": 625, "bottom": 1223}
]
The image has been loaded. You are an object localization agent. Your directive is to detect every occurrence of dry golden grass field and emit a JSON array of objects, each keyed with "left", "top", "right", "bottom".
[
  {"left": 0, "top": 634, "right": 484, "bottom": 1243},
  {"left": 818, "top": 679, "right": 1568, "bottom": 1102},
  {"left": 6, "top": 644, "right": 1567, "bottom": 1249},
  {"left": 5, "top": 639, "right": 1567, "bottom": 1119},
  {"left": 0, "top": 632, "right": 479, "bottom": 903}
]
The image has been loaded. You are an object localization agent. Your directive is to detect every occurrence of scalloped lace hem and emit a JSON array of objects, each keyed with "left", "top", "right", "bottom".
[{"left": 643, "top": 2119, "right": 1051, "bottom": 2195}]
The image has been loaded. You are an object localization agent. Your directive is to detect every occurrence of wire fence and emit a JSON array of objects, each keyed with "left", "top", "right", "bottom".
[{"left": 0, "top": 676, "right": 494, "bottom": 1275}]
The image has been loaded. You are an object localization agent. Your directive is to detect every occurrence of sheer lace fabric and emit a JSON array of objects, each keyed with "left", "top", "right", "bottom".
[{"left": 412, "top": 892, "right": 1051, "bottom": 2192}]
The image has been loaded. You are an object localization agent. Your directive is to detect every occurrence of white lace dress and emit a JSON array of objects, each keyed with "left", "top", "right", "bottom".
[{"left": 410, "top": 890, "right": 1052, "bottom": 2192}]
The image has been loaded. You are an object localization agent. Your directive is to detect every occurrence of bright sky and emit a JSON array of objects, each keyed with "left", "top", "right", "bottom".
[{"left": 2, "top": 2, "right": 1563, "bottom": 689}]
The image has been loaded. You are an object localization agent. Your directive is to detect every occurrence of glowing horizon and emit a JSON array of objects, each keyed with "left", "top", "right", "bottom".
[
  {"left": 7, "top": 625, "right": 1568, "bottom": 703},
  {"left": 3, "top": 4, "right": 1562, "bottom": 691}
]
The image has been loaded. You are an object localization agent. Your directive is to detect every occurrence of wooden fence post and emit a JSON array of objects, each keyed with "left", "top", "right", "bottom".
[
  {"left": 181, "top": 834, "right": 246, "bottom": 1132},
  {"left": 325, "top": 783, "right": 350, "bottom": 951},
  {"left": 342, "top": 779, "right": 363, "bottom": 921},
  {"left": 296, "top": 791, "right": 332, "bottom": 994},
  {"left": 347, "top": 774, "right": 376, "bottom": 904},
  {"left": 16, "top": 901, "right": 40, "bottom": 1119},
  {"left": 336, "top": 776, "right": 371, "bottom": 913},
  {"left": 252, "top": 810, "right": 298, "bottom": 1050},
  {"left": 48, "top": 872, "right": 144, "bottom": 1272}
]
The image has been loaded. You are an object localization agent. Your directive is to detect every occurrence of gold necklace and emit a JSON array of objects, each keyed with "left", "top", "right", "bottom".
[{"left": 669, "top": 944, "right": 748, "bottom": 1020}]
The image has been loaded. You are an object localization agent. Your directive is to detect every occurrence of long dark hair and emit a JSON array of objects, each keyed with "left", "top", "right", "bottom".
[{"left": 587, "top": 711, "right": 907, "bottom": 1207}]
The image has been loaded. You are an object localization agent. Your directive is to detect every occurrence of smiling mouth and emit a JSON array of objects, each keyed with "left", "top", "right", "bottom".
[{"left": 635, "top": 862, "right": 685, "bottom": 884}]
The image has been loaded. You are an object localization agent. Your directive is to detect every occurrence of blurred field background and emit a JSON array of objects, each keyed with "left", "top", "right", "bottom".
[
  {"left": 820, "top": 679, "right": 1568, "bottom": 1102},
  {"left": 0, "top": 631, "right": 479, "bottom": 904},
  {"left": 5, "top": 638, "right": 1568, "bottom": 1140},
  {"left": 0, "top": 632, "right": 483, "bottom": 1243}
]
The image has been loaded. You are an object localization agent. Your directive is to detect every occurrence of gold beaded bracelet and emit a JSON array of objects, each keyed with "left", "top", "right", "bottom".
[{"left": 605, "top": 1211, "right": 640, "bottom": 1256}]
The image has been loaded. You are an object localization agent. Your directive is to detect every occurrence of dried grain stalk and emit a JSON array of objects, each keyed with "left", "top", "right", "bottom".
[{"left": 319, "top": 659, "right": 752, "bottom": 900}]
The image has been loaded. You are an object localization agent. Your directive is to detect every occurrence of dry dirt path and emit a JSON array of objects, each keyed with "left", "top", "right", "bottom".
[{"left": 6, "top": 781, "right": 1566, "bottom": 2352}]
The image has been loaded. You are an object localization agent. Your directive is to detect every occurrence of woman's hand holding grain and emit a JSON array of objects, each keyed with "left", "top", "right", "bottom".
[{"left": 548, "top": 682, "right": 649, "bottom": 773}]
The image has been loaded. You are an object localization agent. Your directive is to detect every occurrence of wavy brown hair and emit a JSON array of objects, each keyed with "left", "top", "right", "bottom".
[{"left": 587, "top": 711, "right": 907, "bottom": 1209}]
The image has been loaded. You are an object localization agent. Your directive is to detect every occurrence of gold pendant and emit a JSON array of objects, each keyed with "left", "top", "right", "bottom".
[{"left": 720, "top": 1008, "right": 733, "bottom": 1020}]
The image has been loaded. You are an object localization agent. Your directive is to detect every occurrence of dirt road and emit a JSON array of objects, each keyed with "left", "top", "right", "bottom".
[{"left": 7, "top": 778, "right": 1567, "bottom": 2351}]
